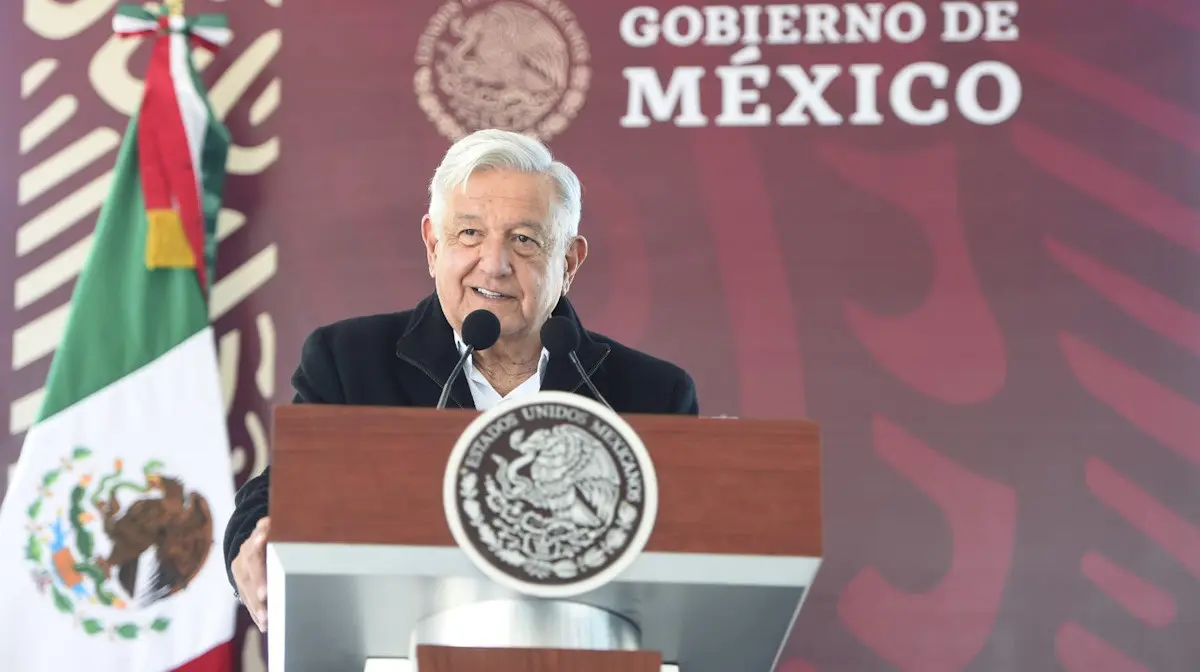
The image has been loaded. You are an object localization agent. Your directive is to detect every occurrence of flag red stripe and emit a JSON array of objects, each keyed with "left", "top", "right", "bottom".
[
  {"left": 190, "top": 35, "right": 221, "bottom": 52},
  {"left": 173, "top": 640, "right": 235, "bottom": 672}
]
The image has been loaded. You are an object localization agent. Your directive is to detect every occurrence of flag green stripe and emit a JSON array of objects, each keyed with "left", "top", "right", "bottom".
[
  {"left": 115, "top": 4, "right": 155, "bottom": 22},
  {"left": 201, "top": 118, "right": 229, "bottom": 287},
  {"left": 197, "top": 119, "right": 230, "bottom": 289},
  {"left": 188, "top": 14, "right": 228, "bottom": 30},
  {"left": 36, "top": 112, "right": 210, "bottom": 423}
]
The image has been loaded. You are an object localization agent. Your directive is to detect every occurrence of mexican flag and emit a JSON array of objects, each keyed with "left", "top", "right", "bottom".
[{"left": 0, "top": 4, "right": 237, "bottom": 671}]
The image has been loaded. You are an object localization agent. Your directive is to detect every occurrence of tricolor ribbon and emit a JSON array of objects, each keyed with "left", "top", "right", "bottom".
[{"left": 113, "top": 2, "right": 232, "bottom": 291}]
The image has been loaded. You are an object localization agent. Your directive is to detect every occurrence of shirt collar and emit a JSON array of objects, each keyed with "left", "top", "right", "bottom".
[{"left": 453, "top": 331, "right": 550, "bottom": 380}]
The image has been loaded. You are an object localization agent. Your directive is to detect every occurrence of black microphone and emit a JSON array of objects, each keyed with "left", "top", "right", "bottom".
[
  {"left": 438, "top": 309, "right": 501, "bottom": 409},
  {"left": 541, "top": 316, "right": 612, "bottom": 410}
]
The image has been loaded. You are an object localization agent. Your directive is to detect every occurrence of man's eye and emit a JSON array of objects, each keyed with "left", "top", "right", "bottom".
[{"left": 514, "top": 235, "right": 536, "bottom": 245}]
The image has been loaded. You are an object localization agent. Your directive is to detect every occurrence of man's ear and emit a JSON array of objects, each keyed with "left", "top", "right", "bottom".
[
  {"left": 420, "top": 215, "right": 439, "bottom": 278},
  {"left": 562, "top": 235, "right": 588, "bottom": 295}
]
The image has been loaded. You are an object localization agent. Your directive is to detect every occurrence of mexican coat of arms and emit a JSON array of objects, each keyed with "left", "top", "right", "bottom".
[{"left": 444, "top": 391, "right": 658, "bottom": 598}]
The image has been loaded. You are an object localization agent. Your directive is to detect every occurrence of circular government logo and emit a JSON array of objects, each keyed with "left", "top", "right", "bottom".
[
  {"left": 444, "top": 391, "right": 658, "bottom": 598},
  {"left": 414, "top": 0, "right": 591, "bottom": 142},
  {"left": 22, "top": 448, "right": 213, "bottom": 639}
]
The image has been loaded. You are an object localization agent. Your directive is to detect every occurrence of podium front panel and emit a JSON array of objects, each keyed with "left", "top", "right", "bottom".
[{"left": 266, "top": 405, "right": 823, "bottom": 672}]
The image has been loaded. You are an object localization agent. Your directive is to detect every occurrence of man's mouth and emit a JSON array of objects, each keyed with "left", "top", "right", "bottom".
[{"left": 472, "top": 287, "right": 512, "bottom": 300}]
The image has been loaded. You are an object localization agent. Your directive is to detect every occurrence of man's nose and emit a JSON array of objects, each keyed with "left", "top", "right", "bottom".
[{"left": 477, "top": 235, "right": 512, "bottom": 276}]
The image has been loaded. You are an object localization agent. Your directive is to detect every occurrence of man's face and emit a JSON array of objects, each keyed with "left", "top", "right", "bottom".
[{"left": 422, "top": 169, "right": 586, "bottom": 343}]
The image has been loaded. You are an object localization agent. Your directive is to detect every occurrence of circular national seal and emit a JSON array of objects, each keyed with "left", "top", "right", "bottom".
[
  {"left": 444, "top": 391, "right": 658, "bottom": 598},
  {"left": 414, "top": 0, "right": 591, "bottom": 142}
]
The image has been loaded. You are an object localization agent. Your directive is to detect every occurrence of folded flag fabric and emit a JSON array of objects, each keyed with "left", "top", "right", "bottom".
[{"left": 0, "top": 3, "right": 238, "bottom": 670}]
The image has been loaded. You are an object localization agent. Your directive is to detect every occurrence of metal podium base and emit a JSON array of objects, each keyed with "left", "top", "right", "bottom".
[
  {"left": 268, "top": 543, "right": 819, "bottom": 672},
  {"left": 409, "top": 599, "right": 641, "bottom": 654}
]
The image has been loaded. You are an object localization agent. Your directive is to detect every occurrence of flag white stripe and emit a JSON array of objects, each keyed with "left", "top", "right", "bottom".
[
  {"left": 0, "top": 328, "right": 237, "bottom": 671},
  {"left": 112, "top": 15, "right": 158, "bottom": 35},
  {"left": 191, "top": 26, "right": 232, "bottom": 48},
  {"left": 168, "top": 19, "right": 210, "bottom": 222}
]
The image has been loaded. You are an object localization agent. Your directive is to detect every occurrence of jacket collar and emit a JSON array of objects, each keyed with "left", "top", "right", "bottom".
[{"left": 394, "top": 292, "right": 611, "bottom": 409}]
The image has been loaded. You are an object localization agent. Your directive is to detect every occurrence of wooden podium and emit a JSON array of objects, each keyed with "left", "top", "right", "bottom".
[{"left": 266, "top": 403, "right": 823, "bottom": 672}]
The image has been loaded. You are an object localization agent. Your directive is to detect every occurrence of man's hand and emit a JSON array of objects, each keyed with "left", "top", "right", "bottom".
[{"left": 233, "top": 517, "right": 270, "bottom": 631}]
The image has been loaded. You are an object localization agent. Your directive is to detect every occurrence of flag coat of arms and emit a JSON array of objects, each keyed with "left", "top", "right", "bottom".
[{"left": 0, "top": 3, "right": 238, "bottom": 670}]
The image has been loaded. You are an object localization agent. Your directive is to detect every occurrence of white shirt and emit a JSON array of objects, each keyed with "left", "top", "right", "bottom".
[{"left": 453, "top": 332, "right": 549, "bottom": 411}]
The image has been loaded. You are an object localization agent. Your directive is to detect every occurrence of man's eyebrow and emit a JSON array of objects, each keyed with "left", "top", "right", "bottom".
[{"left": 451, "top": 214, "right": 546, "bottom": 234}]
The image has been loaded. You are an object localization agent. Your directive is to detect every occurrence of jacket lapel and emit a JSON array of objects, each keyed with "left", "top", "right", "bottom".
[
  {"left": 394, "top": 294, "right": 474, "bottom": 409},
  {"left": 539, "top": 297, "right": 611, "bottom": 398}
]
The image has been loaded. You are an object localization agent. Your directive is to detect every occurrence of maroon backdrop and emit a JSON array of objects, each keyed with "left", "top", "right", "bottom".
[{"left": 3, "top": 0, "right": 1199, "bottom": 670}]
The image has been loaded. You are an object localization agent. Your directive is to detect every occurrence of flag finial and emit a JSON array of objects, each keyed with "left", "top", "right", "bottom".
[{"left": 164, "top": 0, "right": 184, "bottom": 16}]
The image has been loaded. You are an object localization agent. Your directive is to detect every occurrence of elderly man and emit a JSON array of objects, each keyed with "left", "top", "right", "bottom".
[{"left": 223, "top": 128, "right": 699, "bottom": 631}]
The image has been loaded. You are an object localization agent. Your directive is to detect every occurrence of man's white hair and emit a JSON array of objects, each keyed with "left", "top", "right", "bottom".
[{"left": 428, "top": 129, "right": 582, "bottom": 246}]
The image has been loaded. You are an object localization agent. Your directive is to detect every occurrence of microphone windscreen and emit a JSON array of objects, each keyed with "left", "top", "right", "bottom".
[
  {"left": 461, "top": 309, "right": 501, "bottom": 350},
  {"left": 540, "top": 316, "right": 579, "bottom": 356}
]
